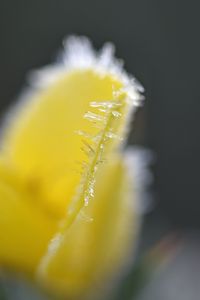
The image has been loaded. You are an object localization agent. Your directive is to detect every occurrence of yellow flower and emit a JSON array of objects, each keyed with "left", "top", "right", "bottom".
[{"left": 0, "top": 36, "right": 144, "bottom": 299}]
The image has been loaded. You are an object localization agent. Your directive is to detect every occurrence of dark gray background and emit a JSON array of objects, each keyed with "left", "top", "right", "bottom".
[{"left": 0, "top": 0, "right": 199, "bottom": 229}]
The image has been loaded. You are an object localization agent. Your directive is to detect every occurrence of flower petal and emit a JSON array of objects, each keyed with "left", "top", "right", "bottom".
[
  {"left": 1, "top": 69, "right": 126, "bottom": 218},
  {"left": 37, "top": 154, "right": 139, "bottom": 298},
  {"left": 0, "top": 161, "right": 56, "bottom": 273},
  {"left": 1, "top": 38, "right": 142, "bottom": 219}
]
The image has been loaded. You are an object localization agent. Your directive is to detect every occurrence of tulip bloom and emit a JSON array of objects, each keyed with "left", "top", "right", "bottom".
[{"left": 0, "top": 36, "right": 144, "bottom": 299}]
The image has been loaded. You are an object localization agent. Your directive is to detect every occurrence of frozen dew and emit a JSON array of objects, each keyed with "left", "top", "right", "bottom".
[
  {"left": 75, "top": 130, "right": 93, "bottom": 139},
  {"left": 112, "top": 88, "right": 124, "bottom": 98},
  {"left": 65, "top": 36, "right": 144, "bottom": 232},
  {"left": 105, "top": 131, "right": 123, "bottom": 141},
  {"left": 98, "top": 108, "right": 108, "bottom": 113},
  {"left": 92, "top": 132, "right": 103, "bottom": 143},
  {"left": 90, "top": 100, "right": 122, "bottom": 109},
  {"left": 81, "top": 144, "right": 95, "bottom": 158},
  {"left": 84, "top": 193, "right": 90, "bottom": 206},
  {"left": 84, "top": 111, "right": 107, "bottom": 123},
  {"left": 131, "top": 77, "right": 145, "bottom": 93},
  {"left": 88, "top": 184, "right": 95, "bottom": 198},
  {"left": 112, "top": 110, "right": 122, "bottom": 118}
]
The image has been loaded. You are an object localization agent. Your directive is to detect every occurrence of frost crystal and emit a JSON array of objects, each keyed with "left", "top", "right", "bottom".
[{"left": 30, "top": 35, "right": 143, "bottom": 107}]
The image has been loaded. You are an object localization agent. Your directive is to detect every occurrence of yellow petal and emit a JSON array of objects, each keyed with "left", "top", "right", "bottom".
[
  {"left": 0, "top": 71, "right": 121, "bottom": 219},
  {"left": 37, "top": 154, "right": 139, "bottom": 298},
  {"left": 1, "top": 37, "right": 142, "bottom": 219},
  {"left": 0, "top": 37, "right": 143, "bottom": 296},
  {"left": 0, "top": 160, "right": 56, "bottom": 273}
]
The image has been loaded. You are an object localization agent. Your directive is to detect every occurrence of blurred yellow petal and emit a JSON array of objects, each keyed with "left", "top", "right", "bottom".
[
  {"left": 0, "top": 36, "right": 144, "bottom": 298},
  {"left": 1, "top": 37, "right": 142, "bottom": 219},
  {"left": 37, "top": 153, "right": 139, "bottom": 298},
  {"left": 0, "top": 160, "right": 56, "bottom": 273},
  {"left": 1, "top": 71, "right": 117, "bottom": 217}
]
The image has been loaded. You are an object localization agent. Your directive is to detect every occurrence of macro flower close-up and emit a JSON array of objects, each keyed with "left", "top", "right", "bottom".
[
  {"left": 0, "top": 36, "right": 145, "bottom": 299},
  {"left": 1, "top": 1, "right": 200, "bottom": 299}
]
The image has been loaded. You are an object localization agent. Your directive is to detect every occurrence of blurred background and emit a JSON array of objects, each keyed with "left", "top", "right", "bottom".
[{"left": 0, "top": 0, "right": 200, "bottom": 299}]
